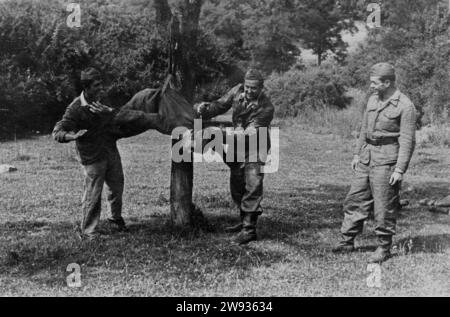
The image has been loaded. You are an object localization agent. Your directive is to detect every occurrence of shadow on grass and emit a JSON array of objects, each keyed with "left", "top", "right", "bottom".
[
  {"left": 0, "top": 218, "right": 286, "bottom": 285},
  {"left": 1, "top": 183, "right": 448, "bottom": 288},
  {"left": 403, "top": 181, "right": 450, "bottom": 202},
  {"left": 395, "top": 234, "right": 450, "bottom": 255},
  {"left": 347, "top": 235, "right": 450, "bottom": 255},
  {"left": 205, "top": 185, "right": 347, "bottom": 244}
]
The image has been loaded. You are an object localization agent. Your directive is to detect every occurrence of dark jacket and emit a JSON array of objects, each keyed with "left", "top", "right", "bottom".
[
  {"left": 200, "top": 84, "right": 275, "bottom": 163},
  {"left": 201, "top": 84, "right": 274, "bottom": 129},
  {"left": 52, "top": 96, "right": 121, "bottom": 165}
]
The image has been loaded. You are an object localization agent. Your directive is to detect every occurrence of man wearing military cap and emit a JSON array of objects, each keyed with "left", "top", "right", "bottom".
[
  {"left": 333, "top": 63, "right": 417, "bottom": 263},
  {"left": 197, "top": 68, "right": 275, "bottom": 245},
  {"left": 53, "top": 67, "right": 160, "bottom": 240}
]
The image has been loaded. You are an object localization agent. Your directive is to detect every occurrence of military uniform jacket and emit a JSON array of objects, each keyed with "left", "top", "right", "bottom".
[
  {"left": 202, "top": 84, "right": 275, "bottom": 129},
  {"left": 355, "top": 90, "right": 417, "bottom": 173}
]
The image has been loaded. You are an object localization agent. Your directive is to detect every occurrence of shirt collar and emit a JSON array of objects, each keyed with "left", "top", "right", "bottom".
[
  {"left": 80, "top": 91, "right": 89, "bottom": 107},
  {"left": 240, "top": 92, "right": 264, "bottom": 109},
  {"left": 379, "top": 89, "right": 401, "bottom": 107},
  {"left": 368, "top": 89, "right": 401, "bottom": 111}
]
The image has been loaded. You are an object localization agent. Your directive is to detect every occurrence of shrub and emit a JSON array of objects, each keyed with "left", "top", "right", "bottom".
[
  {"left": 265, "top": 63, "right": 352, "bottom": 118},
  {"left": 287, "top": 88, "right": 366, "bottom": 139},
  {"left": 341, "top": 1, "right": 450, "bottom": 127},
  {"left": 417, "top": 123, "right": 450, "bottom": 148},
  {"left": 0, "top": 0, "right": 237, "bottom": 137}
]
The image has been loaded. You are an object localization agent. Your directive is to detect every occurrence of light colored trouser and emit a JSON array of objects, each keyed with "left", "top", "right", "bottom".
[
  {"left": 341, "top": 163, "right": 400, "bottom": 241},
  {"left": 81, "top": 150, "right": 124, "bottom": 236}
]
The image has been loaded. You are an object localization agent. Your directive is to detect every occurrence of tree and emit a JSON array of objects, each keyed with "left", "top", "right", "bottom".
[
  {"left": 344, "top": 0, "right": 450, "bottom": 125},
  {"left": 154, "top": 0, "right": 203, "bottom": 103},
  {"left": 294, "top": 0, "right": 356, "bottom": 65},
  {"left": 201, "top": 0, "right": 302, "bottom": 74},
  {"left": 153, "top": 0, "right": 206, "bottom": 230},
  {"left": 240, "top": 0, "right": 301, "bottom": 73}
]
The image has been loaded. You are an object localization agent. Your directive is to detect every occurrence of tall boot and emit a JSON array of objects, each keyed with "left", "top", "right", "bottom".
[
  {"left": 368, "top": 235, "right": 392, "bottom": 263},
  {"left": 225, "top": 210, "right": 244, "bottom": 233},
  {"left": 233, "top": 213, "right": 258, "bottom": 245},
  {"left": 332, "top": 234, "right": 356, "bottom": 253}
]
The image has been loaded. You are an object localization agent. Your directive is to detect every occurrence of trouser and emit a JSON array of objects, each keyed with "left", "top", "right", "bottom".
[
  {"left": 81, "top": 149, "right": 124, "bottom": 236},
  {"left": 341, "top": 163, "right": 400, "bottom": 241},
  {"left": 225, "top": 161, "right": 265, "bottom": 215}
]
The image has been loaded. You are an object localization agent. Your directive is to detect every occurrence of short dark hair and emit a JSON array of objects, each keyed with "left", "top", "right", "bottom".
[
  {"left": 379, "top": 74, "right": 396, "bottom": 85},
  {"left": 245, "top": 68, "right": 264, "bottom": 85},
  {"left": 80, "top": 67, "right": 102, "bottom": 90}
]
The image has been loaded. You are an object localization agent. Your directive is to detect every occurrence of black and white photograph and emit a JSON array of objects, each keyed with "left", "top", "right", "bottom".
[{"left": 0, "top": 0, "right": 449, "bottom": 299}]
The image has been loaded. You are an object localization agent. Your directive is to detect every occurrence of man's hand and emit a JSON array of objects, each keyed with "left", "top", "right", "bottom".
[
  {"left": 389, "top": 172, "right": 403, "bottom": 186},
  {"left": 88, "top": 102, "right": 113, "bottom": 114},
  {"left": 65, "top": 130, "right": 88, "bottom": 142},
  {"left": 197, "top": 102, "right": 211, "bottom": 117},
  {"left": 244, "top": 126, "right": 257, "bottom": 136},
  {"left": 351, "top": 155, "right": 360, "bottom": 171}
]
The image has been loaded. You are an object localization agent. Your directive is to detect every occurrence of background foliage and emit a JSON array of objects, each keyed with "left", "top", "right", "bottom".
[{"left": 0, "top": 0, "right": 449, "bottom": 137}]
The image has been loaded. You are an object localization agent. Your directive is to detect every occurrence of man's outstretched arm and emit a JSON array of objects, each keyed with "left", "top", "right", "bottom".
[{"left": 197, "top": 85, "right": 242, "bottom": 120}]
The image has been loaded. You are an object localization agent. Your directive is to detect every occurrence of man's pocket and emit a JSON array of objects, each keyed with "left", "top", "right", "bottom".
[{"left": 359, "top": 144, "right": 371, "bottom": 165}]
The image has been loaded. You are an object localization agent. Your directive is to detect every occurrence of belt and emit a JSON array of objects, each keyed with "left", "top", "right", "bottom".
[{"left": 365, "top": 137, "right": 398, "bottom": 146}]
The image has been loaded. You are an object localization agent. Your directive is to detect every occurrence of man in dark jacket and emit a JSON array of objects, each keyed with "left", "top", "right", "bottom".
[
  {"left": 197, "top": 69, "right": 275, "bottom": 245},
  {"left": 53, "top": 67, "right": 159, "bottom": 240}
]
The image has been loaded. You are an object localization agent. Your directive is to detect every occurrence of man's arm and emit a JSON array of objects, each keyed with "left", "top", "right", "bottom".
[
  {"left": 354, "top": 108, "right": 368, "bottom": 156},
  {"left": 52, "top": 104, "right": 83, "bottom": 143},
  {"left": 395, "top": 102, "right": 417, "bottom": 174},
  {"left": 350, "top": 108, "right": 368, "bottom": 170},
  {"left": 198, "top": 85, "right": 241, "bottom": 120}
]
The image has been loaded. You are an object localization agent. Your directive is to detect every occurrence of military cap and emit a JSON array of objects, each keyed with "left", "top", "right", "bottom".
[
  {"left": 245, "top": 69, "right": 264, "bottom": 84},
  {"left": 370, "top": 63, "right": 396, "bottom": 78},
  {"left": 81, "top": 67, "right": 102, "bottom": 82}
]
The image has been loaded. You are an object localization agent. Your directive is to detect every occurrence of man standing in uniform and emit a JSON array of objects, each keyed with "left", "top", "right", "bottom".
[
  {"left": 53, "top": 67, "right": 160, "bottom": 240},
  {"left": 197, "top": 69, "right": 275, "bottom": 245},
  {"left": 333, "top": 63, "right": 417, "bottom": 263}
]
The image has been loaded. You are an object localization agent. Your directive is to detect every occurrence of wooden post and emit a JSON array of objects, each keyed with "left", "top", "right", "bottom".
[{"left": 170, "top": 139, "right": 194, "bottom": 227}]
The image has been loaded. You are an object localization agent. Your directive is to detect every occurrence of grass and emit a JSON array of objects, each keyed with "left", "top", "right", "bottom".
[
  {"left": 0, "top": 125, "right": 449, "bottom": 297},
  {"left": 417, "top": 124, "right": 450, "bottom": 148}
]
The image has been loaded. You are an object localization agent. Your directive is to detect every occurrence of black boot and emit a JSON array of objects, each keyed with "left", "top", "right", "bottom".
[
  {"left": 233, "top": 213, "right": 258, "bottom": 245},
  {"left": 368, "top": 236, "right": 392, "bottom": 263},
  {"left": 107, "top": 217, "right": 128, "bottom": 232},
  {"left": 332, "top": 234, "right": 356, "bottom": 253},
  {"left": 225, "top": 211, "right": 244, "bottom": 233}
]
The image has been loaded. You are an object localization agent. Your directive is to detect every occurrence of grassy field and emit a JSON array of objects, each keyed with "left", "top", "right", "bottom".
[{"left": 0, "top": 122, "right": 449, "bottom": 297}]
